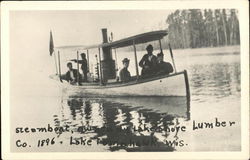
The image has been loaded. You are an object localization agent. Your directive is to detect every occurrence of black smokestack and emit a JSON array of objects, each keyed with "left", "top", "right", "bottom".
[
  {"left": 100, "top": 28, "right": 116, "bottom": 81},
  {"left": 102, "top": 28, "right": 108, "bottom": 43}
]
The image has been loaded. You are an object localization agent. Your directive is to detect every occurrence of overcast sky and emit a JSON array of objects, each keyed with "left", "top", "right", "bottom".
[{"left": 10, "top": 10, "right": 173, "bottom": 47}]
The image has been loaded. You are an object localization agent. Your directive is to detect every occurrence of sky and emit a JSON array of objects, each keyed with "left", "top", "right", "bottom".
[{"left": 10, "top": 10, "right": 173, "bottom": 47}]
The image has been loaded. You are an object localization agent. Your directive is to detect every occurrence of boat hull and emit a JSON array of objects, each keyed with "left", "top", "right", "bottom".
[{"left": 52, "top": 70, "right": 190, "bottom": 97}]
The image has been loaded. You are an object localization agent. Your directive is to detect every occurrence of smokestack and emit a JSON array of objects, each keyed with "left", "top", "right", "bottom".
[
  {"left": 101, "top": 28, "right": 112, "bottom": 60},
  {"left": 102, "top": 28, "right": 108, "bottom": 43},
  {"left": 100, "top": 28, "right": 116, "bottom": 82}
]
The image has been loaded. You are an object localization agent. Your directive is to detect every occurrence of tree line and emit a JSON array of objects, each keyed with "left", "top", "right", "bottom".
[
  {"left": 163, "top": 9, "right": 240, "bottom": 49},
  {"left": 128, "top": 9, "right": 240, "bottom": 51}
]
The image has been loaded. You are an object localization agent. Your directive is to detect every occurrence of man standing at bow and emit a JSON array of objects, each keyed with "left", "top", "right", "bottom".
[{"left": 71, "top": 53, "right": 88, "bottom": 82}]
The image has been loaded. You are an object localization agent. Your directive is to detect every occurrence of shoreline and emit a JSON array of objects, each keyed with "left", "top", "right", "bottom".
[
  {"left": 124, "top": 45, "right": 240, "bottom": 55},
  {"left": 168, "top": 45, "right": 240, "bottom": 55}
]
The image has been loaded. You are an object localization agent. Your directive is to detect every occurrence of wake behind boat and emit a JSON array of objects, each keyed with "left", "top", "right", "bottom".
[{"left": 49, "top": 29, "right": 190, "bottom": 99}]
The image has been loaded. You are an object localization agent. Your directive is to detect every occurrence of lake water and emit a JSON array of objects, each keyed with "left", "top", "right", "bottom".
[{"left": 10, "top": 46, "right": 241, "bottom": 152}]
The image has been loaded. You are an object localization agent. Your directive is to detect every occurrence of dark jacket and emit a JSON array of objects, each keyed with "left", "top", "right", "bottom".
[
  {"left": 139, "top": 54, "right": 157, "bottom": 76},
  {"left": 119, "top": 67, "right": 131, "bottom": 83},
  {"left": 156, "top": 61, "right": 173, "bottom": 75},
  {"left": 65, "top": 69, "right": 82, "bottom": 83},
  {"left": 75, "top": 59, "right": 88, "bottom": 73}
]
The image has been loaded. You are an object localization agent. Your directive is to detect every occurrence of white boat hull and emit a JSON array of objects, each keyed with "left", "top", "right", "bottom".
[
  {"left": 52, "top": 70, "right": 190, "bottom": 98},
  {"left": 88, "top": 73, "right": 185, "bottom": 96}
]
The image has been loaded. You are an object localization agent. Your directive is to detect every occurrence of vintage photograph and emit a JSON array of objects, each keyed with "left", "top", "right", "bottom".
[{"left": 1, "top": 1, "right": 249, "bottom": 159}]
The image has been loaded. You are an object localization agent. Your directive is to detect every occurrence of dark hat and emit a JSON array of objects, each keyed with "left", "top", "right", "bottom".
[
  {"left": 67, "top": 62, "right": 72, "bottom": 66},
  {"left": 81, "top": 53, "right": 86, "bottom": 57},
  {"left": 122, "top": 58, "right": 130, "bottom": 63},
  {"left": 157, "top": 52, "right": 164, "bottom": 57},
  {"left": 146, "top": 44, "right": 153, "bottom": 51}
]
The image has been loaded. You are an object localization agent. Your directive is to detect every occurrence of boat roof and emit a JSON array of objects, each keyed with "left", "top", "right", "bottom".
[
  {"left": 55, "top": 45, "right": 86, "bottom": 50},
  {"left": 86, "top": 30, "right": 168, "bottom": 49},
  {"left": 55, "top": 30, "right": 168, "bottom": 50}
]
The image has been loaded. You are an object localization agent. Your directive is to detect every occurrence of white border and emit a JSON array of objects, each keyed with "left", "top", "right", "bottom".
[{"left": 1, "top": 1, "right": 249, "bottom": 160}]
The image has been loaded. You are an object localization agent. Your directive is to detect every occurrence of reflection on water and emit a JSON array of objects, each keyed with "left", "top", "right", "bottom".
[{"left": 53, "top": 96, "right": 190, "bottom": 152}]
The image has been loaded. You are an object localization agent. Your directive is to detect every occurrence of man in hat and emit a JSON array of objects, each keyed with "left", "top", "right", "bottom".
[
  {"left": 119, "top": 58, "right": 131, "bottom": 83},
  {"left": 139, "top": 44, "right": 158, "bottom": 77},
  {"left": 63, "top": 62, "right": 82, "bottom": 85},
  {"left": 156, "top": 52, "right": 173, "bottom": 75},
  {"left": 71, "top": 53, "right": 88, "bottom": 82}
]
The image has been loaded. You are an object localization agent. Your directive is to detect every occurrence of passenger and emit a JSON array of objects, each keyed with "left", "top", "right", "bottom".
[
  {"left": 64, "top": 62, "right": 82, "bottom": 85},
  {"left": 139, "top": 44, "right": 157, "bottom": 78},
  {"left": 156, "top": 52, "right": 173, "bottom": 75},
  {"left": 71, "top": 53, "right": 88, "bottom": 82},
  {"left": 119, "top": 58, "right": 131, "bottom": 83}
]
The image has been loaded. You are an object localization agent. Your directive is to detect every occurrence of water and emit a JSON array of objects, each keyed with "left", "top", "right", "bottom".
[{"left": 10, "top": 46, "right": 240, "bottom": 152}]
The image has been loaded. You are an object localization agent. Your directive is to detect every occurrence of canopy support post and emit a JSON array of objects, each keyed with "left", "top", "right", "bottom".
[
  {"left": 53, "top": 52, "right": 58, "bottom": 75},
  {"left": 98, "top": 48, "right": 103, "bottom": 85},
  {"left": 114, "top": 48, "right": 118, "bottom": 76},
  {"left": 87, "top": 50, "right": 89, "bottom": 72},
  {"left": 133, "top": 40, "right": 139, "bottom": 80},
  {"left": 159, "top": 39, "right": 163, "bottom": 53},
  {"left": 168, "top": 43, "right": 177, "bottom": 73},
  {"left": 77, "top": 51, "right": 80, "bottom": 85},
  {"left": 57, "top": 51, "right": 62, "bottom": 82}
]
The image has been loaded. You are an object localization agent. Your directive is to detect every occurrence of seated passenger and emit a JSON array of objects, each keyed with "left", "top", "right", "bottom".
[
  {"left": 119, "top": 58, "right": 131, "bottom": 83},
  {"left": 139, "top": 44, "right": 158, "bottom": 78},
  {"left": 63, "top": 62, "right": 82, "bottom": 85},
  {"left": 156, "top": 52, "right": 173, "bottom": 75}
]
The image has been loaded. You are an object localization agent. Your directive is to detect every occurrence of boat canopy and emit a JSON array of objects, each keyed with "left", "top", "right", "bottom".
[
  {"left": 55, "top": 45, "right": 86, "bottom": 50},
  {"left": 55, "top": 30, "right": 168, "bottom": 50},
  {"left": 85, "top": 30, "right": 168, "bottom": 49}
]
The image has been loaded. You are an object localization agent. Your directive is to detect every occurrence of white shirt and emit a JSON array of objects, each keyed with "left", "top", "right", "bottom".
[
  {"left": 148, "top": 55, "right": 153, "bottom": 61},
  {"left": 70, "top": 71, "right": 75, "bottom": 80}
]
